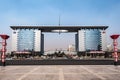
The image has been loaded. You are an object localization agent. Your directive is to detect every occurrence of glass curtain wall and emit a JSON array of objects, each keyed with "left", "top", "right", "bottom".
[
  {"left": 85, "top": 29, "right": 101, "bottom": 51},
  {"left": 17, "top": 29, "right": 34, "bottom": 51}
]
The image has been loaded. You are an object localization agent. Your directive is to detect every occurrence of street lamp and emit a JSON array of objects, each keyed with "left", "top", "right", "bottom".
[
  {"left": 110, "top": 34, "right": 119, "bottom": 66},
  {"left": 0, "top": 34, "right": 9, "bottom": 66}
]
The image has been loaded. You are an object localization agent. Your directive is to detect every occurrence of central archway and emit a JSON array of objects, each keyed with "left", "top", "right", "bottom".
[{"left": 44, "top": 32, "right": 76, "bottom": 53}]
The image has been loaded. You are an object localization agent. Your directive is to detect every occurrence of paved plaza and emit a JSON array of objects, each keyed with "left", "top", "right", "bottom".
[{"left": 0, "top": 65, "right": 120, "bottom": 80}]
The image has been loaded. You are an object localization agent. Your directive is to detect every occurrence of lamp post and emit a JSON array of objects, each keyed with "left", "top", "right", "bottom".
[
  {"left": 0, "top": 34, "right": 9, "bottom": 66},
  {"left": 110, "top": 34, "right": 119, "bottom": 66}
]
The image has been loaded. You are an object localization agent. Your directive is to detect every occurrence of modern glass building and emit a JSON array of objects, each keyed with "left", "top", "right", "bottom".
[
  {"left": 77, "top": 29, "right": 107, "bottom": 51},
  {"left": 11, "top": 28, "right": 41, "bottom": 52},
  {"left": 11, "top": 26, "right": 108, "bottom": 53}
]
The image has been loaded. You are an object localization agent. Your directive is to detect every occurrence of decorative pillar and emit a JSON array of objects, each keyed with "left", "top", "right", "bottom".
[
  {"left": 110, "top": 34, "right": 119, "bottom": 66},
  {"left": 0, "top": 34, "right": 9, "bottom": 66}
]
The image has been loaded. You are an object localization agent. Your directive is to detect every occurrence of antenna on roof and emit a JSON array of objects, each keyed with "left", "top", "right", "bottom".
[
  {"left": 58, "top": 14, "right": 61, "bottom": 34},
  {"left": 59, "top": 14, "right": 61, "bottom": 26}
]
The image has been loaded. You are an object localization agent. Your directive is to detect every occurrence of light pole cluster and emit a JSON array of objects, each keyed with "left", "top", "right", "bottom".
[
  {"left": 110, "top": 34, "right": 120, "bottom": 65},
  {"left": 0, "top": 34, "right": 9, "bottom": 66}
]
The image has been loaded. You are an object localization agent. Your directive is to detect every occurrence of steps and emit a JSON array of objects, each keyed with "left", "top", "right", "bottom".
[{"left": 0, "top": 59, "right": 120, "bottom": 65}]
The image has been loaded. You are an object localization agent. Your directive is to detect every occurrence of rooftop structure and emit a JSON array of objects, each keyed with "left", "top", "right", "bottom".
[{"left": 10, "top": 26, "right": 108, "bottom": 32}]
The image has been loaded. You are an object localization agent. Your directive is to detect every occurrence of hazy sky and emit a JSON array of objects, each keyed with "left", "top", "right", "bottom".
[{"left": 0, "top": 0, "right": 120, "bottom": 51}]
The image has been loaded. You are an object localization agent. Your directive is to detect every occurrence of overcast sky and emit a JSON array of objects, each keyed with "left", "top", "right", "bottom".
[{"left": 0, "top": 0, "right": 120, "bottom": 51}]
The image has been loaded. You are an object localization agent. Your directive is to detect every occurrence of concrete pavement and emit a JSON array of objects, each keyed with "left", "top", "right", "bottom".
[{"left": 0, "top": 65, "right": 120, "bottom": 80}]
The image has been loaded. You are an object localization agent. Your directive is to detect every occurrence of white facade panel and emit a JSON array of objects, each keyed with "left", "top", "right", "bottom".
[
  {"left": 34, "top": 30, "right": 41, "bottom": 51},
  {"left": 100, "top": 30, "right": 107, "bottom": 51},
  {"left": 11, "top": 30, "right": 19, "bottom": 51},
  {"left": 78, "top": 30, "right": 85, "bottom": 51}
]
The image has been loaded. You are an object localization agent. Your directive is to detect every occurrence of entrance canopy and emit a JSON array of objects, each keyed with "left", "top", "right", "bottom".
[{"left": 10, "top": 26, "right": 108, "bottom": 32}]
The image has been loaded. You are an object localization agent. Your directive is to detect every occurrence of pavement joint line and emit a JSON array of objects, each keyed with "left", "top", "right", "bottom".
[
  {"left": 107, "top": 67, "right": 120, "bottom": 73},
  {"left": 0, "top": 66, "right": 21, "bottom": 72},
  {"left": 59, "top": 67, "right": 64, "bottom": 80},
  {"left": 17, "top": 66, "right": 40, "bottom": 80},
  {"left": 80, "top": 66, "right": 106, "bottom": 80},
  {"left": 64, "top": 73, "right": 120, "bottom": 74},
  {"left": 0, "top": 72, "right": 119, "bottom": 75}
]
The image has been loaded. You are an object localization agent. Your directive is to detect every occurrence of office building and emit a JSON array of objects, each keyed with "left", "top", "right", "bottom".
[{"left": 11, "top": 26, "right": 108, "bottom": 53}]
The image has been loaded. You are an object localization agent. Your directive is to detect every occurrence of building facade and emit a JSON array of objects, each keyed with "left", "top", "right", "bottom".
[
  {"left": 11, "top": 29, "right": 42, "bottom": 52},
  {"left": 11, "top": 26, "right": 108, "bottom": 53},
  {"left": 76, "top": 29, "right": 107, "bottom": 51}
]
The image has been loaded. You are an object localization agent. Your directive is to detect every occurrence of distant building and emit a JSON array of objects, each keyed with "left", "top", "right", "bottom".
[
  {"left": 11, "top": 26, "right": 108, "bottom": 53},
  {"left": 68, "top": 44, "right": 75, "bottom": 52},
  {"left": 107, "top": 43, "right": 113, "bottom": 51}
]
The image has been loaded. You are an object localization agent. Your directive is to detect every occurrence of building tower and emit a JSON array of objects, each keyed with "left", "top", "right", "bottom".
[
  {"left": 76, "top": 29, "right": 107, "bottom": 52},
  {"left": 11, "top": 29, "right": 42, "bottom": 53}
]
